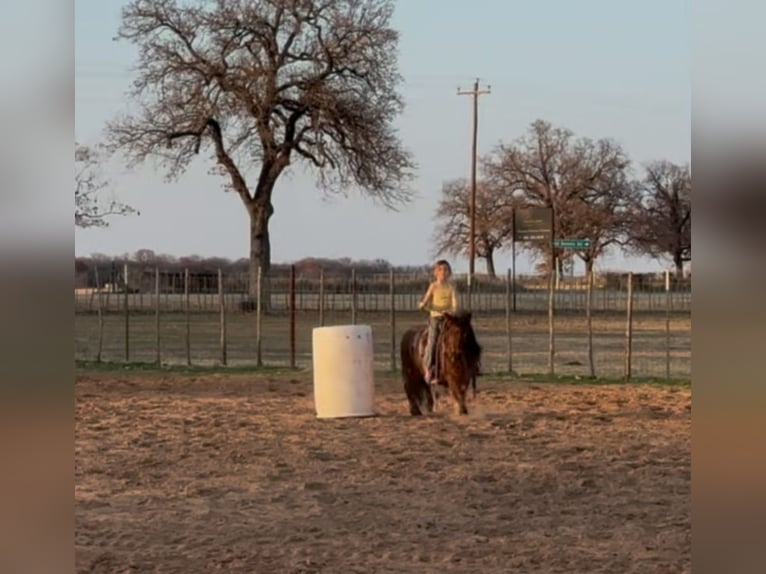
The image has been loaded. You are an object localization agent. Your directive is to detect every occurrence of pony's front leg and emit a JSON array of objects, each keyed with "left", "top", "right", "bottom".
[
  {"left": 426, "top": 383, "right": 436, "bottom": 413},
  {"left": 448, "top": 380, "right": 469, "bottom": 415}
]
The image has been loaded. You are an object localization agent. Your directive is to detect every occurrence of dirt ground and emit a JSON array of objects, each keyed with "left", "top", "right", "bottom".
[{"left": 75, "top": 372, "right": 691, "bottom": 574}]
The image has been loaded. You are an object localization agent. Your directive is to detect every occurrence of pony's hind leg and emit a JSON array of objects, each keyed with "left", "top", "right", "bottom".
[{"left": 403, "top": 372, "right": 424, "bottom": 416}]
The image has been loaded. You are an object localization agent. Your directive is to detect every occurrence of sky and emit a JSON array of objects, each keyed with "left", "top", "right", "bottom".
[{"left": 75, "top": 0, "right": 691, "bottom": 275}]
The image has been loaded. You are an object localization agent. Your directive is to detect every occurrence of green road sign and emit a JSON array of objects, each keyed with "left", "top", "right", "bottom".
[{"left": 553, "top": 238, "right": 591, "bottom": 249}]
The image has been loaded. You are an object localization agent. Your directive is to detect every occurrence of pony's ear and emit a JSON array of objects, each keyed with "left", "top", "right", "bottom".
[{"left": 462, "top": 311, "right": 472, "bottom": 323}]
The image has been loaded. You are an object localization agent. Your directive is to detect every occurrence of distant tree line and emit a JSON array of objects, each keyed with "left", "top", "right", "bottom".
[{"left": 75, "top": 252, "right": 431, "bottom": 289}]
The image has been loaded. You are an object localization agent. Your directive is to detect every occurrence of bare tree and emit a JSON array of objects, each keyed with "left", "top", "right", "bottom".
[
  {"left": 484, "top": 119, "right": 633, "bottom": 274},
  {"left": 626, "top": 160, "right": 691, "bottom": 280},
  {"left": 105, "top": 0, "right": 415, "bottom": 300},
  {"left": 75, "top": 143, "right": 137, "bottom": 228},
  {"left": 485, "top": 119, "right": 632, "bottom": 378},
  {"left": 432, "top": 178, "right": 513, "bottom": 277}
]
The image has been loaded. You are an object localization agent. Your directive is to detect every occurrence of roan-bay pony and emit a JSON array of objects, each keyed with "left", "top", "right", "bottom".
[{"left": 400, "top": 311, "right": 482, "bottom": 415}]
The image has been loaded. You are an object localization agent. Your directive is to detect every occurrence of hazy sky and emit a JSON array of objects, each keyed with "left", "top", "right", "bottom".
[{"left": 75, "top": 0, "right": 690, "bottom": 274}]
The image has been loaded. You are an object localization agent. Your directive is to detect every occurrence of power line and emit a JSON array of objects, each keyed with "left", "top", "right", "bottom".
[{"left": 457, "top": 78, "right": 490, "bottom": 309}]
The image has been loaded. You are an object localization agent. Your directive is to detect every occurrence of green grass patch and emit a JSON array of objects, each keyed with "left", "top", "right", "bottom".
[
  {"left": 75, "top": 359, "right": 305, "bottom": 378},
  {"left": 76, "top": 360, "right": 689, "bottom": 388},
  {"left": 481, "top": 371, "right": 691, "bottom": 387}
]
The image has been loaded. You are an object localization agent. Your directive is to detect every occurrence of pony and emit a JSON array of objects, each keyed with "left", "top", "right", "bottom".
[{"left": 400, "top": 310, "right": 482, "bottom": 416}]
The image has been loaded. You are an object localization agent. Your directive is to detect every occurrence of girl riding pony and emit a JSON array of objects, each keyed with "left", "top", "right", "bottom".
[{"left": 417, "top": 259, "right": 458, "bottom": 384}]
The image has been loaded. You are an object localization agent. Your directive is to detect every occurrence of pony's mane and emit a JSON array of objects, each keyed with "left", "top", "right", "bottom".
[{"left": 444, "top": 311, "right": 482, "bottom": 368}]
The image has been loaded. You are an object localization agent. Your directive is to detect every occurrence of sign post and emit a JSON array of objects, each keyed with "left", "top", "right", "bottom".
[{"left": 512, "top": 207, "right": 556, "bottom": 374}]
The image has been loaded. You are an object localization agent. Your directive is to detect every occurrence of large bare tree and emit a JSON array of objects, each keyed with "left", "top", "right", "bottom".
[
  {"left": 484, "top": 119, "right": 633, "bottom": 274},
  {"left": 105, "top": 0, "right": 414, "bottom": 299},
  {"left": 75, "top": 143, "right": 137, "bottom": 228},
  {"left": 432, "top": 178, "right": 514, "bottom": 277},
  {"left": 625, "top": 160, "right": 691, "bottom": 280}
]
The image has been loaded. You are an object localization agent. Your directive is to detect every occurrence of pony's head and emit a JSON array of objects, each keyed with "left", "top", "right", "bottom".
[{"left": 441, "top": 311, "right": 482, "bottom": 376}]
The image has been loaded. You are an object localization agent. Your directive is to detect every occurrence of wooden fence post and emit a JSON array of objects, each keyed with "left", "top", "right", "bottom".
[
  {"left": 123, "top": 263, "right": 130, "bottom": 362},
  {"left": 319, "top": 268, "right": 325, "bottom": 327},
  {"left": 290, "top": 264, "right": 296, "bottom": 369},
  {"left": 94, "top": 266, "right": 103, "bottom": 363},
  {"left": 547, "top": 252, "right": 555, "bottom": 376},
  {"left": 219, "top": 268, "right": 227, "bottom": 365},
  {"left": 625, "top": 272, "right": 634, "bottom": 381},
  {"left": 256, "top": 265, "right": 263, "bottom": 367},
  {"left": 185, "top": 268, "right": 191, "bottom": 366},
  {"left": 586, "top": 266, "right": 595, "bottom": 378},
  {"left": 665, "top": 270, "right": 671, "bottom": 380},
  {"left": 155, "top": 267, "right": 161, "bottom": 366},
  {"left": 390, "top": 268, "right": 396, "bottom": 371},
  {"left": 351, "top": 268, "right": 357, "bottom": 325},
  {"left": 505, "top": 268, "right": 512, "bottom": 374}
]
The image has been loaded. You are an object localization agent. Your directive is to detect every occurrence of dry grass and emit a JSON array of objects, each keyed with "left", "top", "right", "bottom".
[
  {"left": 75, "top": 310, "right": 691, "bottom": 380},
  {"left": 75, "top": 370, "right": 690, "bottom": 573}
]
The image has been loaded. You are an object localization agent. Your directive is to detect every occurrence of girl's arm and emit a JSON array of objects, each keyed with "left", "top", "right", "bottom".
[
  {"left": 418, "top": 284, "right": 434, "bottom": 309},
  {"left": 451, "top": 288, "right": 458, "bottom": 312}
]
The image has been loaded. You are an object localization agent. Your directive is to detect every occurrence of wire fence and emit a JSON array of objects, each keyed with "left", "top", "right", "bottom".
[{"left": 74, "top": 264, "right": 691, "bottom": 380}]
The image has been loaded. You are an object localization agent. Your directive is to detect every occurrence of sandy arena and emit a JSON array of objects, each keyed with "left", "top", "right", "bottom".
[{"left": 75, "top": 372, "right": 690, "bottom": 573}]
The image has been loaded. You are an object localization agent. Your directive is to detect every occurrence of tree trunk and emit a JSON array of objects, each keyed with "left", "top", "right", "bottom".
[
  {"left": 484, "top": 249, "right": 496, "bottom": 278},
  {"left": 248, "top": 200, "right": 274, "bottom": 309}
]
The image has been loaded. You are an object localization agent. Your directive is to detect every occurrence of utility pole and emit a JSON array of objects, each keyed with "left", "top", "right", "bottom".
[{"left": 457, "top": 78, "right": 490, "bottom": 309}]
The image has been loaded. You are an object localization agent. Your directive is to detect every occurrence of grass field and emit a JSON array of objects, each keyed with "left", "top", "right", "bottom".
[
  {"left": 75, "top": 368, "right": 691, "bottom": 573},
  {"left": 75, "top": 309, "right": 691, "bottom": 380}
]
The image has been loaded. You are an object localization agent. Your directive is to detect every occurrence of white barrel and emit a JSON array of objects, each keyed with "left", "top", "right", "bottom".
[{"left": 312, "top": 324, "right": 376, "bottom": 418}]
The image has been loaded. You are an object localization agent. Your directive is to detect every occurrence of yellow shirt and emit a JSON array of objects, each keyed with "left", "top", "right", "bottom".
[{"left": 429, "top": 281, "right": 456, "bottom": 317}]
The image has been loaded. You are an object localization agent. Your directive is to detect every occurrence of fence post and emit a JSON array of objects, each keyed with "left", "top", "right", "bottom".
[
  {"left": 290, "top": 264, "right": 296, "bottom": 369},
  {"left": 351, "top": 268, "right": 357, "bottom": 325},
  {"left": 625, "top": 272, "right": 633, "bottom": 381},
  {"left": 586, "top": 265, "right": 595, "bottom": 378},
  {"left": 390, "top": 268, "right": 396, "bottom": 371},
  {"left": 319, "top": 268, "right": 325, "bottom": 327},
  {"left": 219, "top": 268, "right": 227, "bottom": 365},
  {"left": 155, "top": 267, "right": 161, "bottom": 366},
  {"left": 184, "top": 268, "right": 191, "bottom": 366},
  {"left": 256, "top": 265, "right": 263, "bottom": 367},
  {"left": 665, "top": 270, "right": 671, "bottom": 380},
  {"left": 87, "top": 281, "right": 95, "bottom": 312},
  {"left": 506, "top": 268, "right": 512, "bottom": 374},
  {"left": 104, "top": 275, "right": 111, "bottom": 312},
  {"left": 94, "top": 266, "right": 103, "bottom": 363},
  {"left": 123, "top": 262, "right": 130, "bottom": 362},
  {"left": 548, "top": 253, "right": 555, "bottom": 376},
  {"left": 511, "top": 236, "right": 517, "bottom": 312}
]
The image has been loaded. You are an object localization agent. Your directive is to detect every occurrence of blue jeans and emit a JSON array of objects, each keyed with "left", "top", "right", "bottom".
[{"left": 423, "top": 315, "right": 443, "bottom": 377}]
